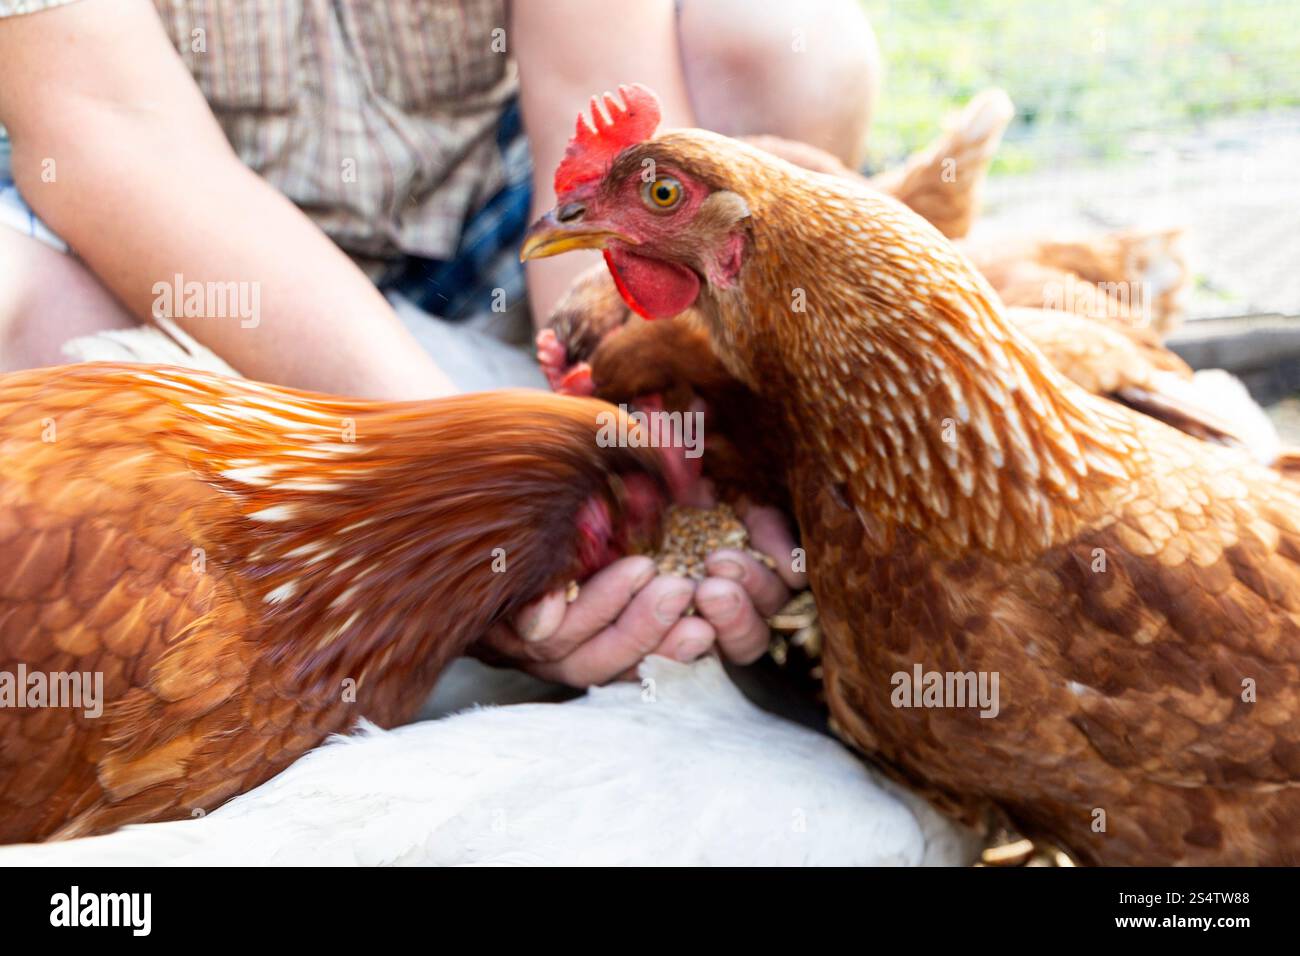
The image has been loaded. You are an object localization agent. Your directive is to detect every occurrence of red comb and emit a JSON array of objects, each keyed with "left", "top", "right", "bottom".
[{"left": 553, "top": 84, "right": 662, "bottom": 196}]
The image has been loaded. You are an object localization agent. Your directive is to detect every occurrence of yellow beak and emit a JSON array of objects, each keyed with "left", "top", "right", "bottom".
[{"left": 519, "top": 210, "right": 634, "bottom": 262}]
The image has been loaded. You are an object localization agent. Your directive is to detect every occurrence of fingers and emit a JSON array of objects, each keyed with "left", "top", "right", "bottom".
[
  {"left": 536, "top": 328, "right": 567, "bottom": 391},
  {"left": 482, "top": 500, "right": 809, "bottom": 688},
  {"left": 704, "top": 548, "right": 790, "bottom": 617},
  {"left": 529, "top": 576, "right": 699, "bottom": 686},
  {"left": 694, "top": 577, "right": 770, "bottom": 664},
  {"left": 737, "top": 502, "right": 809, "bottom": 589},
  {"left": 512, "top": 587, "right": 568, "bottom": 644},
  {"left": 536, "top": 327, "right": 563, "bottom": 365},
  {"left": 487, "top": 555, "right": 726, "bottom": 687},
  {"left": 517, "top": 555, "right": 656, "bottom": 656},
  {"left": 654, "top": 614, "right": 718, "bottom": 664}
]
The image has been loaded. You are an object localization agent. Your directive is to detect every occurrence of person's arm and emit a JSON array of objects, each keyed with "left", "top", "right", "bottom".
[
  {"left": 511, "top": 0, "right": 698, "bottom": 325},
  {"left": 0, "top": 0, "right": 454, "bottom": 399}
]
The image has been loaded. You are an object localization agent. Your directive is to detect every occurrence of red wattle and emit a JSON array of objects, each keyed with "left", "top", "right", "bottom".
[
  {"left": 558, "top": 363, "right": 595, "bottom": 396},
  {"left": 604, "top": 248, "right": 700, "bottom": 320},
  {"left": 603, "top": 250, "right": 648, "bottom": 318}
]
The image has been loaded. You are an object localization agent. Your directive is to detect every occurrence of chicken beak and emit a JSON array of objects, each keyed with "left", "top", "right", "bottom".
[{"left": 519, "top": 207, "right": 634, "bottom": 262}]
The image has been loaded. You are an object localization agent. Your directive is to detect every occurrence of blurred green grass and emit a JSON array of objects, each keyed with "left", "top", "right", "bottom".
[{"left": 861, "top": 0, "right": 1300, "bottom": 172}]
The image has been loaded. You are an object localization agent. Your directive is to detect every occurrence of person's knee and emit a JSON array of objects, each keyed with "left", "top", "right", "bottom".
[
  {"left": 679, "top": 0, "right": 880, "bottom": 166},
  {"left": 0, "top": 227, "right": 134, "bottom": 371},
  {"left": 0, "top": 227, "right": 42, "bottom": 335}
]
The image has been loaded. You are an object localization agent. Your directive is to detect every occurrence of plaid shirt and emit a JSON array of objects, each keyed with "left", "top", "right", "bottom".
[{"left": 3, "top": 0, "right": 518, "bottom": 273}]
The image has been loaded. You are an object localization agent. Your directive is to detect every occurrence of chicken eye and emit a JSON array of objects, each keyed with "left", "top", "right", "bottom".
[{"left": 643, "top": 176, "right": 683, "bottom": 210}]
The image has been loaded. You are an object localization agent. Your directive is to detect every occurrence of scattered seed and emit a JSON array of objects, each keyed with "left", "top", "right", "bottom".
[{"left": 981, "top": 838, "right": 1035, "bottom": 866}]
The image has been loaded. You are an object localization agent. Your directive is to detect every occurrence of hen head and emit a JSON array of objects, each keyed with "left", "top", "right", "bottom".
[
  {"left": 524, "top": 85, "right": 1146, "bottom": 561},
  {"left": 522, "top": 85, "right": 753, "bottom": 326}
]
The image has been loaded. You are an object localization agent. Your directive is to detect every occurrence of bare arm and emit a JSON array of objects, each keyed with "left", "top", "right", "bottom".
[
  {"left": 0, "top": 0, "right": 454, "bottom": 399},
  {"left": 511, "top": 0, "right": 698, "bottom": 325}
]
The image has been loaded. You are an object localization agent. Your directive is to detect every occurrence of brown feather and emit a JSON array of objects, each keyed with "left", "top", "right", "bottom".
[
  {"left": 579, "top": 129, "right": 1300, "bottom": 864},
  {"left": 0, "top": 363, "right": 661, "bottom": 841}
]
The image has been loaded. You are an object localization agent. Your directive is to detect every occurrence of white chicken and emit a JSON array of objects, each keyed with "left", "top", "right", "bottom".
[{"left": 0, "top": 657, "right": 978, "bottom": 866}]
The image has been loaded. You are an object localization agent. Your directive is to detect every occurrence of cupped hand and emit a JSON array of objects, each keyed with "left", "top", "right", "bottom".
[{"left": 474, "top": 502, "right": 807, "bottom": 687}]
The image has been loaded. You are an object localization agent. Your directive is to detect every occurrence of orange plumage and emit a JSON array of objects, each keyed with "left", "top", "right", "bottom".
[
  {"left": 0, "top": 363, "right": 661, "bottom": 842},
  {"left": 543, "top": 270, "right": 1250, "bottom": 497},
  {"left": 962, "top": 228, "right": 1189, "bottom": 335},
  {"left": 523, "top": 93, "right": 1300, "bottom": 864}
]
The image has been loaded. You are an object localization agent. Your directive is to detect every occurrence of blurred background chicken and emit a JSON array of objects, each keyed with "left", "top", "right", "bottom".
[
  {"left": 0, "top": 363, "right": 662, "bottom": 842},
  {"left": 521, "top": 84, "right": 1300, "bottom": 865},
  {"left": 866, "top": 88, "right": 1014, "bottom": 241},
  {"left": 962, "top": 228, "right": 1189, "bottom": 336},
  {"left": 739, "top": 88, "right": 1015, "bottom": 242}
]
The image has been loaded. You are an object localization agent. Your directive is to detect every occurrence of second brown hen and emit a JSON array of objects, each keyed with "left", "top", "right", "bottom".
[{"left": 522, "top": 84, "right": 1300, "bottom": 865}]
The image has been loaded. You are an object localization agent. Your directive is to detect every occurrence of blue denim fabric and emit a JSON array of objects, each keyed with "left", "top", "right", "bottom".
[{"left": 382, "top": 99, "right": 533, "bottom": 322}]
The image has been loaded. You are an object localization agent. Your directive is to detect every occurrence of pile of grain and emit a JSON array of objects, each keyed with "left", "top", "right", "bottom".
[{"left": 650, "top": 503, "right": 769, "bottom": 580}]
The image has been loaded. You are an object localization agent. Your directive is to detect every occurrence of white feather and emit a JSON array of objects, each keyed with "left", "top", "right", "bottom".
[
  {"left": 0, "top": 657, "right": 978, "bottom": 867},
  {"left": 61, "top": 316, "right": 239, "bottom": 376},
  {"left": 1187, "top": 368, "right": 1281, "bottom": 464}
]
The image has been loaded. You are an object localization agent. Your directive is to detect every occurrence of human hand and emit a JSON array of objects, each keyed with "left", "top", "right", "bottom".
[{"left": 475, "top": 501, "right": 806, "bottom": 686}]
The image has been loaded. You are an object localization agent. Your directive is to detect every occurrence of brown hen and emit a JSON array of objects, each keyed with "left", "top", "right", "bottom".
[
  {"left": 544, "top": 265, "right": 1253, "bottom": 488},
  {"left": 521, "top": 84, "right": 1300, "bottom": 865},
  {"left": 962, "top": 228, "right": 1189, "bottom": 335},
  {"left": 0, "top": 363, "right": 661, "bottom": 842}
]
